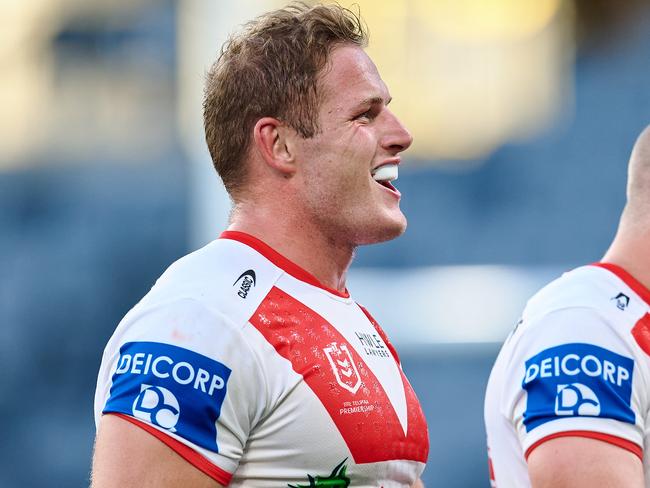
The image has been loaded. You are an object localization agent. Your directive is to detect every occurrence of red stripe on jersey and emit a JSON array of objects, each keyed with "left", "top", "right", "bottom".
[
  {"left": 525, "top": 430, "right": 643, "bottom": 461},
  {"left": 249, "top": 287, "right": 429, "bottom": 464},
  {"left": 592, "top": 262, "right": 650, "bottom": 306},
  {"left": 487, "top": 454, "right": 496, "bottom": 481},
  {"left": 632, "top": 313, "right": 650, "bottom": 357},
  {"left": 358, "top": 302, "right": 430, "bottom": 464},
  {"left": 110, "top": 413, "right": 233, "bottom": 485},
  {"left": 220, "top": 231, "right": 350, "bottom": 298}
]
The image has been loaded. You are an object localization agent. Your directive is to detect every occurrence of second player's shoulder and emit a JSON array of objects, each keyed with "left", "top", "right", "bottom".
[
  {"left": 491, "top": 264, "right": 650, "bottom": 413},
  {"left": 520, "top": 264, "right": 646, "bottom": 338},
  {"left": 490, "top": 265, "right": 650, "bottom": 462}
]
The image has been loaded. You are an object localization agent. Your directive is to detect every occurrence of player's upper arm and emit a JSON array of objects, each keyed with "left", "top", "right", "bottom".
[
  {"left": 92, "top": 414, "right": 224, "bottom": 488},
  {"left": 527, "top": 435, "right": 643, "bottom": 488},
  {"left": 93, "top": 299, "right": 269, "bottom": 486}
]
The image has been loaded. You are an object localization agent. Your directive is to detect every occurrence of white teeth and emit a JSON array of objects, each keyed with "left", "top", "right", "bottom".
[{"left": 372, "top": 164, "right": 398, "bottom": 183}]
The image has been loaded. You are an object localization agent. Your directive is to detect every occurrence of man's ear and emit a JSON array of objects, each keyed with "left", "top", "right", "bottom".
[{"left": 253, "top": 117, "right": 297, "bottom": 177}]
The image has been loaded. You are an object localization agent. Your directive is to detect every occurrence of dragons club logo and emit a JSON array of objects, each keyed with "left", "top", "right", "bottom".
[
  {"left": 324, "top": 343, "right": 361, "bottom": 394},
  {"left": 132, "top": 384, "right": 180, "bottom": 431},
  {"left": 555, "top": 383, "right": 601, "bottom": 416}
]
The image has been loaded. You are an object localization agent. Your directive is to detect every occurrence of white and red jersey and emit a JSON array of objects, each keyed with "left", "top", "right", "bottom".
[
  {"left": 94, "top": 231, "right": 429, "bottom": 487},
  {"left": 485, "top": 263, "right": 650, "bottom": 487}
]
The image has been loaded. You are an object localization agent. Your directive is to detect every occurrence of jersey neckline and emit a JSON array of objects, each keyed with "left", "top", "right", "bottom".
[
  {"left": 219, "top": 230, "right": 351, "bottom": 299},
  {"left": 591, "top": 262, "right": 650, "bottom": 306}
]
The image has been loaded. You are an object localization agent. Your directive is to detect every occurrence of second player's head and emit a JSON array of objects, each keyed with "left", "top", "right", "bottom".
[{"left": 620, "top": 125, "right": 650, "bottom": 230}]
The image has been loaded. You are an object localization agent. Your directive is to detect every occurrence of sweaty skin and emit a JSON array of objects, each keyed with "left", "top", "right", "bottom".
[{"left": 528, "top": 437, "right": 643, "bottom": 488}]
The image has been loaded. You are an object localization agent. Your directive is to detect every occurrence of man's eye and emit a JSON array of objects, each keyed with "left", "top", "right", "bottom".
[{"left": 355, "top": 109, "right": 374, "bottom": 121}]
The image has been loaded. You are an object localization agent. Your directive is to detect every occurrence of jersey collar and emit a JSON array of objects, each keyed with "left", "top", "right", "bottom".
[
  {"left": 592, "top": 262, "right": 650, "bottom": 306},
  {"left": 219, "top": 230, "right": 350, "bottom": 299}
]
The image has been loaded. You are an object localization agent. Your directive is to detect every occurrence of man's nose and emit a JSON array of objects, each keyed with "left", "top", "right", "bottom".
[{"left": 381, "top": 109, "right": 413, "bottom": 153}]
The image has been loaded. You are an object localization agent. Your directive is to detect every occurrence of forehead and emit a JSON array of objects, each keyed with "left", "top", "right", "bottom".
[{"left": 319, "top": 44, "right": 389, "bottom": 107}]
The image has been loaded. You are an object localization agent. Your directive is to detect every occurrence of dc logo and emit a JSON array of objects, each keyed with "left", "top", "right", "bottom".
[
  {"left": 555, "top": 383, "right": 601, "bottom": 417},
  {"left": 132, "top": 384, "right": 180, "bottom": 431}
]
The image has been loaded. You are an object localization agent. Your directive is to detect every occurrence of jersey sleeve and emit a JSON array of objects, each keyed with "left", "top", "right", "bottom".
[
  {"left": 501, "top": 306, "right": 647, "bottom": 461},
  {"left": 94, "top": 298, "right": 267, "bottom": 485}
]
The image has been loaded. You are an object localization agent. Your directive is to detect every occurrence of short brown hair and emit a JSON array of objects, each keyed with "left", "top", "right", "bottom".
[{"left": 203, "top": 2, "right": 367, "bottom": 197}]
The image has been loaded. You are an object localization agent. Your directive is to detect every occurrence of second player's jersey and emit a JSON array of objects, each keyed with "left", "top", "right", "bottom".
[
  {"left": 94, "top": 231, "right": 429, "bottom": 487},
  {"left": 485, "top": 263, "right": 650, "bottom": 487}
]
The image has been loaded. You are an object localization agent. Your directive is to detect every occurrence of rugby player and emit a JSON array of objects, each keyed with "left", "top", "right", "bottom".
[
  {"left": 91, "top": 3, "right": 429, "bottom": 487},
  {"left": 485, "top": 125, "right": 650, "bottom": 487}
]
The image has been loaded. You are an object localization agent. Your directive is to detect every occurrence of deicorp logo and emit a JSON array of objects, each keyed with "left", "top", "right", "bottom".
[
  {"left": 104, "top": 342, "right": 232, "bottom": 451},
  {"left": 522, "top": 343, "right": 634, "bottom": 432}
]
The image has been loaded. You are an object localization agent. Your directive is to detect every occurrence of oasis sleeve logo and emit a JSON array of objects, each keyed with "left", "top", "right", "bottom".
[
  {"left": 103, "top": 341, "right": 232, "bottom": 452},
  {"left": 522, "top": 343, "right": 634, "bottom": 432}
]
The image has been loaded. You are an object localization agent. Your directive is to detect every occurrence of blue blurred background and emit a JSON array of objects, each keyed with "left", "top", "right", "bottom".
[{"left": 1, "top": 1, "right": 649, "bottom": 486}]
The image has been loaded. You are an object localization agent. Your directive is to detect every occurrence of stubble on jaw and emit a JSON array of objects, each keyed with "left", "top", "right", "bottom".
[
  {"left": 306, "top": 186, "right": 407, "bottom": 249},
  {"left": 296, "top": 152, "right": 407, "bottom": 248}
]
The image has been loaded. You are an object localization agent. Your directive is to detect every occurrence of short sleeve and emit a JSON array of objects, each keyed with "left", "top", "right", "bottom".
[
  {"left": 502, "top": 307, "right": 646, "bottom": 460},
  {"left": 94, "top": 298, "right": 266, "bottom": 484}
]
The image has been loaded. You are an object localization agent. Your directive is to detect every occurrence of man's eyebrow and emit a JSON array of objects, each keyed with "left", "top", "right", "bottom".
[{"left": 355, "top": 95, "right": 392, "bottom": 108}]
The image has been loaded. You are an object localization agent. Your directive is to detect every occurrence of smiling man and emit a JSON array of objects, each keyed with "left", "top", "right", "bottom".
[{"left": 91, "top": 4, "right": 428, "bottom": 488}]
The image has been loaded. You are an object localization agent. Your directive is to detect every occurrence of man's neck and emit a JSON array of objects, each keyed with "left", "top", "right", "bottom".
[
  {"left": 602, "top": 230, "right": 650, "bottom": 294},
  {"left": 227, "top": 205, "right": 354, "bottom": 294}
]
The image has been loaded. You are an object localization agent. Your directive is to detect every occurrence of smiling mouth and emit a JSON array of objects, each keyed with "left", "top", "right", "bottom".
[{"left": 371, "top": 164, "right": 399, "bottom": 191}]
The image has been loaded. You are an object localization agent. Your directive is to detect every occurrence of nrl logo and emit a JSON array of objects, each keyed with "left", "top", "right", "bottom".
[{"left": 324, "top": 342, "right": 361, "bottom": 394}]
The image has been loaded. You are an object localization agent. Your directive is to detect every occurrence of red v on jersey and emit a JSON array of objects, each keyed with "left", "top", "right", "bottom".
[{"left": 249, "top": 286, "right": 429, "bottom": 464}]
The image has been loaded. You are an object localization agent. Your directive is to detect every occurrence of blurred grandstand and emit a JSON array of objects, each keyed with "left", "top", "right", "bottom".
[{"left": 1, "top": 1, "right": 649, "bottom": 486}]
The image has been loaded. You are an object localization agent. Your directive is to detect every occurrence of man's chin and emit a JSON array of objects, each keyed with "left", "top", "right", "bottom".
[{"left": 356, "top": 214, "right": 407, "bottom": 245}]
